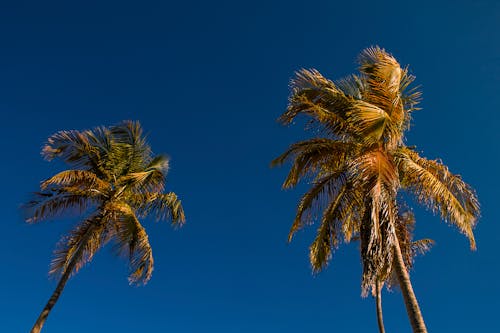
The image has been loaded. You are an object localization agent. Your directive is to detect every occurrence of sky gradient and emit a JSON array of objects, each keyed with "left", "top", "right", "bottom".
[{"left": 1, "top": 1, "right": 499, "bottom": 332}]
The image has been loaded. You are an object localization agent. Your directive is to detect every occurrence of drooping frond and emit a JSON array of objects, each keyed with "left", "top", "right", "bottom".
[
  {"left": 288, "top": 172, "right": 346, "bottom": 241},
  {"left": 310, "top": 217, "right": 337, "bottom": 272},
  {"left": 41, "top": 170, "right": 110, "bottom": 194},
  {"left": 42, "top": 127, "right": 112, "bottom": 179},
  {"left": 106, "top": 202, "right": 154, "bottom": 285},
  {"left": 24, "top": 190, "right": 102, "bottom": 223},
  {"left": 280, "top": 69, "right": 355, "bottom": 137},
  {"left": 395, "top": 148, "right": 480, "bottom": 249},
  {"left": 270, "top": 138, "right": 356, "bottom": 188},
  {"left": 310, "top": 181, "right": 364, "bottom": 271},
  {"left": 49, "top": 215, "right": 106, "bottom": 277},
  {"left": 128, "top": 192, "right": 185, "bottom": 226},
  {"left": 349, "top": 150, "right": 400, "bottom": 295}
]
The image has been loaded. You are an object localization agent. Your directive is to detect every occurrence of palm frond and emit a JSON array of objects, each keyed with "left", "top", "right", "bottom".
[
  {"left": 288, "top": 171, "right": 345, "bottom": 241},
  {"left": 106, "top": 202, "right": 154, "bottom": 285},
  {"left": 310, "top": 182, "right": 364, "bottom": 271},
  {"left": 395, "top": 148, "right": 479, "bottom": 249},
  {"left": 41, "top": 170, "right": 110, "bottom": 194},
  {"left": 279, "top": 69, "right": 355, "bottom": 137},
  {"left": 271, "top": 138, "right": 356, "bottom": 188},
  {"left": 120, "top": 155, "right": 169, "bottom": 193},
  {"left": 24, "top": 190, "right": 101, "bottom": 223},
  {"left": 128, "top": 192, "right": 185, "bottom": 226},
  {"left": 310, "top": 217, "right": 337, "bottom": 272},
  {"left": 42, "top": 128, "right": 112, "bottom": 179},
  {"left": 336, "top": 74, "right": 366, "bottom": 100},
  {"left": 346, "top": 101, "right": 390, "bottom": 142},
  {"left": 358, "top": 46, "right": 402, "bottom": 94},
  {"left": 110, "top": 120, "right": 153, "bottom": 175},
  {"left": 49, "top": 215, "right": 106, "bottom": 277}
]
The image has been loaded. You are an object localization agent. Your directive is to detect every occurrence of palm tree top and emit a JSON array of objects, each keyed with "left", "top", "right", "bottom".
[
  {"left": 272, "top": 46, "right": 480, "bottom": 288},
  {"left": 25, "top": 120, "right": 185, "bottom": 285}
]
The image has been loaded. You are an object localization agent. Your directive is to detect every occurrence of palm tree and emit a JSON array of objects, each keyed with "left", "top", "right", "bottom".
[
  {"left": 272, "top": 47, "right": 479, "bottom": 333},
  {"left": 25, "top": 121, "right": 185, "bottom": 333}
]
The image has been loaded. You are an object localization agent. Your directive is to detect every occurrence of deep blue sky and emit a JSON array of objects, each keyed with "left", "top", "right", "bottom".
[{"left": 1, "top": 1, "right": 498, "bottom": 332}]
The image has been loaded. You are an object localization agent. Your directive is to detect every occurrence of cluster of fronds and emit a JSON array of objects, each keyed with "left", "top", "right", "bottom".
[
  {"left": 25, "top": 121, "right": 185, "bottom": 285},
  {"left": 273, "top": 46, "right": 479, "bottom": 296}
]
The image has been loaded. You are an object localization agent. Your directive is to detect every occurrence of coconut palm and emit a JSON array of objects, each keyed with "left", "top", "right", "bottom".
[
  {"left": 25, "top": 121, "right": 185, "bottom": 333},
  {"left": 272, "top": 47, "right": 479, "bottom": 333}
]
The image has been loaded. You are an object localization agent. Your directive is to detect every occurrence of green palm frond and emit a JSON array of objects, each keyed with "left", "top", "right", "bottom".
[{"left": 395, "top": 148, "right": 479, "bottom": 249}]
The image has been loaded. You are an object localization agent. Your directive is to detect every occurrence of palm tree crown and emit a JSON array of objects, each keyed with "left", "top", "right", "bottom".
[
  {"left": 272, "top": 46, "right": 479, "bottom": 332},
  {"left": 26, "top": 120, "right": 185, "bottom": 332}
]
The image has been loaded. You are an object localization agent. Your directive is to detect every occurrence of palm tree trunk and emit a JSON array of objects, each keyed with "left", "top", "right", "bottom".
[
  {"left": 393, "top": 238, "right": 428, "bottom": 333},
  {"left": 375, "top": 280, "right": 386, "bottom": 333},
  {"left": 30, "top": 254, "right": 78, "bottom": 333},
  {"left": 30, "top": 220, "right": 98, "bottom": 333}
]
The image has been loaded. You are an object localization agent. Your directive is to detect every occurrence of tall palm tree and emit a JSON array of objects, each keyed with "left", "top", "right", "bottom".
[
  {"left": 272, "top": 47, "right": 479, "bottom": 333},
  {"left": 25, "top": 121, "right": 185, "bottom": 333}
]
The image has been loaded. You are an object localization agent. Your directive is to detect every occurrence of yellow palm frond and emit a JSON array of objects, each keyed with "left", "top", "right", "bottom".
[
  {"left": 358, "top": 46, "right": 402, "bottom": 95},
  {"left": 41, "top": 170, "right": 110, "bottom": 193},
  {"left": 107, "top": 202, "right": 154, "bottom": 285},
  {"left": 280, "top": 69, "right": 354, "bottom": 137},
  {"left": 395, "top": 148, "right": 479, "bottom": 249},
  {"left": 271, "top": 138, "right": 356, "bottom": 188},
  {"left": 288, "top": 172, "right": 346, "bottom": 241},
  {"left": 24, "top": 190, "right": 101, "bottom": 223},
  {"left": 128, "top": 192, "right": 185, "bottom": 226},
  {"left": 49, "top": 215, "right": 106, "bottom": 277},
  {"left": 346, "top": 101, "right": 390, "bottom": 143},
  {"left": 120, "top": 155, "right": 169, "bottom": 193}
]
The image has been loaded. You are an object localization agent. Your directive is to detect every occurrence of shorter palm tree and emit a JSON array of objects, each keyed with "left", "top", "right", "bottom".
[{"left": 25, "top": 121, "right": 185, "bottom": 333}]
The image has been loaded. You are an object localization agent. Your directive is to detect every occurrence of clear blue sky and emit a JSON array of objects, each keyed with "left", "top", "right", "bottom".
[{"left": 1, "top": 0, "right": 498, "bottom": 332}]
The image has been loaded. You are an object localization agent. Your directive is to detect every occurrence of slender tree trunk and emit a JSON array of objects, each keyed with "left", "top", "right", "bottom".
[
  {"left": 30, "top": 220, "right": 98, "bottom": 333},
  {"left": 375, "top": 280, "right": 386, "bottom": 333},
  {"left": 393, "top": 238, "right": 428, "bottom": 333},
  {"left": 30, "top": 254, "right": 78, "bottom": 333}
]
